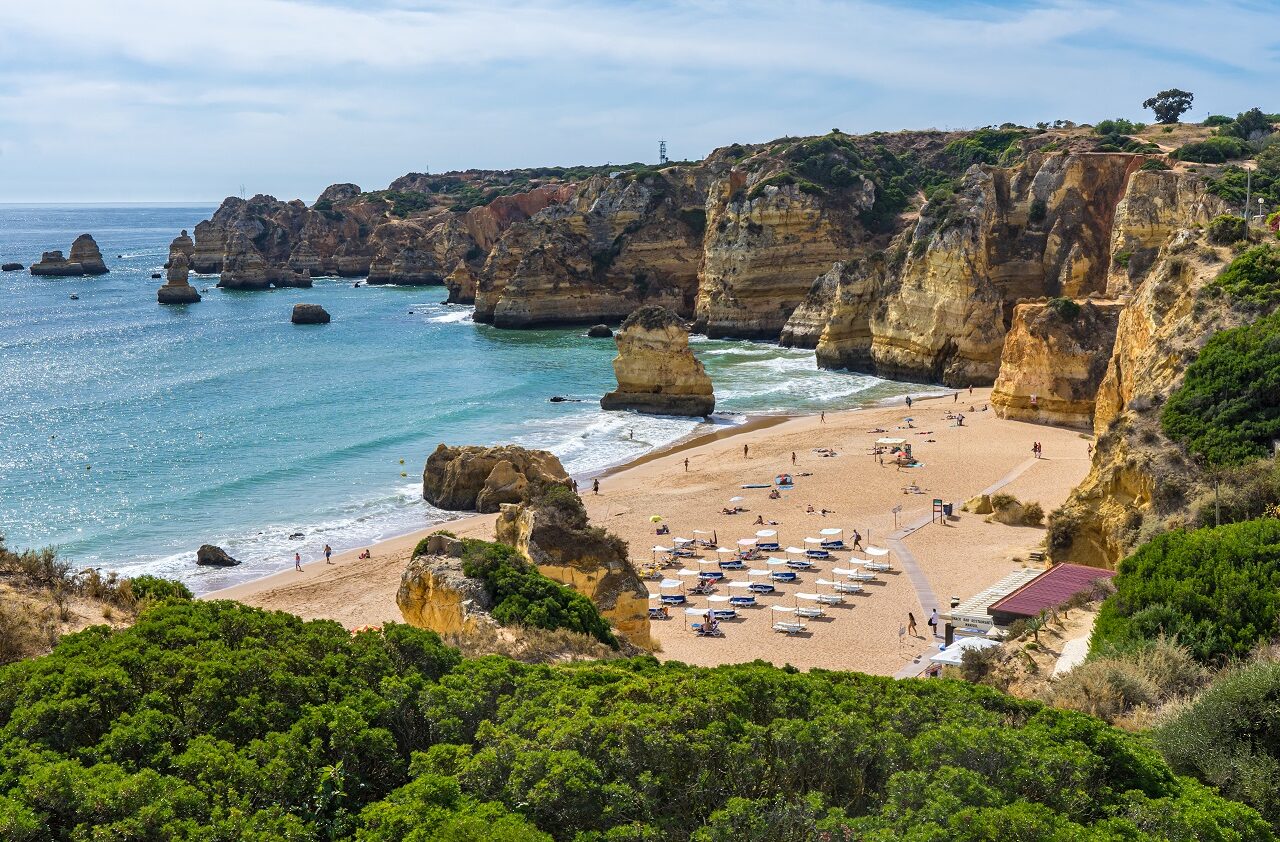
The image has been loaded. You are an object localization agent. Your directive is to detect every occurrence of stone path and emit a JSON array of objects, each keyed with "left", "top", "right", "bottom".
[
  {"left": 1053, "top": 615, "right": 1097, "bottom": 676},
  {"left": 892, "top": 457, "right": 1041, "bottom": 679}
]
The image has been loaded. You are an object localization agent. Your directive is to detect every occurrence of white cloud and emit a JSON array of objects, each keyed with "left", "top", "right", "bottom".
[{"left": 0, "top": 0, "right": 1275, "bottom": 200}]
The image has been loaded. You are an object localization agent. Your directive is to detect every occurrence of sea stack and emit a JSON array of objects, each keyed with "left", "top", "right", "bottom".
[
  {"left": 157, "top": 235, "right": 201, "bottom": 304},
  {"left": 291, "top": 303, "right": 331, "bottom": 324},
  {"left": 600, "top": 305, "right": 714, "bottom": 417},
  {"left": 30, "top": 234, "right": 109, "bottom": 276},
  {"left": 1, "top": 262, "right": 23, "bottom": 272},
  {"left": 422, "top": 443, "right": 570, "bottom": 513}
]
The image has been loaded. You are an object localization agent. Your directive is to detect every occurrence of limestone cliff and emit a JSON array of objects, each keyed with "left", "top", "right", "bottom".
[
  {"left": 474, "top": 170, "right": 707, "bottom": 327},
  {"left": 991, "top": 299, "right": 1123, "bottom": 429},
  {"left": 422, "top": 444, "right": 570, "bottom": 513},
  {"left": 1104, "top": 169, "right": 1228, "bottom": 297},
  {"left": 1053, "top": 231, "right": 1238, "bottom": 567},
  {"left": 805, "top": 152, "right": 1141, "bottom": 385},
  {"left": 495, "top": 497, "right": 652, "bottom": 648},
  {"left": 600, "top": 305, "right": 714, "bottom": 416}
]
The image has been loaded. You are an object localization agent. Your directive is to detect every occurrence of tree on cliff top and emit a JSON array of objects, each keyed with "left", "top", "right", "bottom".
[{"left": 1143, "top": 89, "right": 1194, "bottom": 124}]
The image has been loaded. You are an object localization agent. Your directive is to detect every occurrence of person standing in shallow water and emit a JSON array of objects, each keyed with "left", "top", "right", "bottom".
[
  {"left": 592, "top": 478, "right": 600, "bottom": 495},
  {"left": 295, "top": 552, "right": 302, "bottom": 572}
]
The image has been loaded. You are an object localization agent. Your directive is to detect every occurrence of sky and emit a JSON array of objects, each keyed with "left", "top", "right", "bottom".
[{"left": 0, "top": 0, "right": 1276, "bottom": 202}]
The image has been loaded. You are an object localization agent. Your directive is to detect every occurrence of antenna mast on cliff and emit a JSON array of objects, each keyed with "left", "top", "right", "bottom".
[
  {"left": 239, "top": 183, "right": 245, "bottom": 199},
  {"left": 658, "top": 140, "right": 668, "bottom": 165}
]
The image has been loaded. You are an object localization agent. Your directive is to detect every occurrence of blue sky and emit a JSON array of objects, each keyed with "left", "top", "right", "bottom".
[{"left": 0, "top": 0, "right": 1275, "bottom": 202}]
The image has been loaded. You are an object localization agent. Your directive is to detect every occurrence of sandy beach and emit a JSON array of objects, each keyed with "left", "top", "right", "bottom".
[{"left": 210, "top": 388, "right": 1091, "bottom": 675}]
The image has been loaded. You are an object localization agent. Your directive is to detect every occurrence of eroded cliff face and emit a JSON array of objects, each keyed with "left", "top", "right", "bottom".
[
  {"left": 991, "top": 300, "right": 1124, "bottom": 429},
  {"left": 1054, "top": 229, "right": 1237, "bottom": 568},
  {"left": 495, "top": 502, "right": 652, "bottom": 648},
  {"left": 474, "top": 171, "right": 708, "bottom": 327},
  {"left": 422, "top": 444, "right": 571, "bottom": 513},
  {"left": 601, "top": 305, "right": 714, "bottom": 416},
  {"left": 397, "top": 548, "right": 494, "bottom": 636},
  {"left": 801, "top": 152, "right": 1142, "bottom": 385}
]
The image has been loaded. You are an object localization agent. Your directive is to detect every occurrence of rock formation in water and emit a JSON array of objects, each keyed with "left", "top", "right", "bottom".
[
  {"left": 196, "top": 544, "right": 239, "bottom": 566},
  {"left": 2, "top": 262, "right": 24, "bottom": 272},
  {"left": 600, "top": 305, "right": 714, "bottom": 416},
  {"left": 586, "top": 324, "right": 613, "bottom": 337},
  {"left": 990, "top": 299, "right": 1123, "bottom": 429},
  {"left": 30, "top": 234, "right": 109, "bottom": 276},
  {"left": 291, "top": 303, "right": 331, "bottom": 324},
  {"left": 157, "top": 253, "right": 201, "bottom": 304},
  {"left": 422, "top": 444, "right": 571, "bottom": 513},
  {"left": 495, "top": 489, "right": 652, "bottom": 647}
]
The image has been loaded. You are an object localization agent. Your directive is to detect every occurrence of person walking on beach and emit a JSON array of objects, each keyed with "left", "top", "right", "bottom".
[
  {"left": 295, "top": 552, "right": 302, "bottom": 572},
  {"left": 851, "top": 529, "right": 863, "bottom": 550},
  {"left": 908, "top": 612, "right": 918, "bottom": 638},
  {"left": 968, "top": 384, "right": 973, "bottom": 396},
  {"left": 592, "top": 478, "right": 600, "bottom": 495},
  {"left": 683, "top": 457, "right": 689, "bottom": 472},
  {"left": 928, "top": 608, "right": 939, "bottom": 637},
  {"left": 324, "top": 543, "right": 332, "bottom": 564},
  {"left": 743, "top": 443, "right": 749, "bottom": 458},
  {"left": 791, "top": 451, "right": 796, "bottom": 466},
  {"left": 954, "top": 392, "right": 958, "bottom": 403},
  {"left": 820, "top": 411, "right": 826, "bottom": 423},
  {"left": 905, "top": 395, "right": 913, "bottom": 409}
]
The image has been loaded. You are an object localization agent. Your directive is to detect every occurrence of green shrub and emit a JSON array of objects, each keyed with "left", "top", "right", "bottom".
[
  {"left": 1047, "top": 638, "right": 1204, "bottom": 723},
  {"left": 1021, "top": 501, "right": 1045, "bottom": 526},
  {"left": 0, "top": 599, "right": 1270, "bottom": 840},
  {"left": 1046, "top": 296, "right": 1081, "bottom": 322},
  {"left": 125, "top": 576, "right": 193, "bottom": 603},
  {"left": 1140, "top": 159, "right": 1171, "bottom": 171},
  {"left": 1095, "top": 118, "right": 1146, "bottom": 136},
  {"left": 459, "top": 539, "right": 618, "bottom": 647},
  {"left": 1114, "top": 250, "right": 1132, "bottom": 268},
  {"left": 1154, "top": 660, "right": 1280, "bottom": 827},
  {"left": 1219, "top": 107, "right": 1276, "bottom": 142},
  {"left": 1160, "top": 309, "right": 1280, "bottom": 465},
  {"left": 1212, "top": 243, "right": 1280, "bottom": 306},
  {"left": 1174, "top": 136, "right": 1252, "bottom": 163},
  {"left": 1028, "top": 198, "right": 1047, "bottom": 223},
  {"left": 1207, "top": 214, "right": 1248, "bottom": 245},
  {"left": 1093, "top": 518, "right": 1280, "bottom": 662},
  {"left": 1204, "top": 114, "right": 1234, "bottom": 127}
]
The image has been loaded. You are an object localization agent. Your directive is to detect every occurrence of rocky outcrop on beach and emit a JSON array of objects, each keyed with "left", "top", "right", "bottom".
[
  {"left": 397, "top": 537, "right": 493, "bottom": 635},
  {"left": 495, "top": 492, "right": 652, "bottom": 648},
  {"left": 422, "top": 444, "right": 571, "bottom": 513},
  {"left": 601, "top": 305, "right": 714, "bottom": 416},
  {"left": 196, "top": 545, "right": 239, "bottom": 567},
  {"left": 30, "top": 234, "right": 109, "bottom": 276},
  {"left": 990, "top": 299, "right": 1124, "bottom": 429}
]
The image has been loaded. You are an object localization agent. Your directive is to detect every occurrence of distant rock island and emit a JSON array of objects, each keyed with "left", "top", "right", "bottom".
[
  {"left": 30, "top": 234, "right": 108, "bottom": 276},
  {"left": 157, "top": 231, "right": 201, "bottom": 304}
]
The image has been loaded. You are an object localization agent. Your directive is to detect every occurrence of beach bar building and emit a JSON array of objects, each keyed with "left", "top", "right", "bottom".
[{"left": 986, "top": 564, "right": 1116, "bottom": 627}]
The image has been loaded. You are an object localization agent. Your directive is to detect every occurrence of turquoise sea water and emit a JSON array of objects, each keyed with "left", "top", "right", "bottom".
[{"left": 0, "top": 204, "right": 929, "bottom": 592}]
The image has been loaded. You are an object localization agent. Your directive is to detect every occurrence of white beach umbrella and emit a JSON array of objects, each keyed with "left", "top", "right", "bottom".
[
  {"left": 685, "top": 607, "right": 711, "bottom": 616},
  {"left": 693, "top": 530, "right": 713, "bottom": 536},
  {"left": 652, "top": 545, "right": 673, "bottom": 554},
  {"left": 830, "top": 567, "right": 858, "bottom": 577},
  {"left": 803, "top": 537, "right": 824, "bottom": 546},
  {"left": 708, "top": 595, "right": 732, "bottom": 603},
  {"left": 766, "top": 557, "right": 789, "bottom": 567},
  {"left": 737, "top": 538, "right": 757, "bottom": 547},
  {"left": 747, "top": 569, "right": 773, "bottom": 577},
  {"left": 647, "top": 593, "right": 662, "bottom": 600},
  {"left": 729, "top": 496, "right": 744, "bottom": 503},
  {"left": 770, "top": 605, "right": 797, "bottom": 614},
  {"left": 795, "top": 593, "right": 823, "bottom": 601},
  {"left": 785, "top": 546, "right": 806, "bottom": 555},
  {"left": 658, "top": 578, "right": 683, "bottom": 589},
  {"left": 728, "top": 581, "right": 754, "bottom": 590},
  {"left": 697, "top": 558, "right": 720, "bottom": 567},
  {"left": 865, "top": 546, "right": 889, "bottom": 556},
  {"left": 815, "top": 579, "right": 840, "bottom": 587},
  {"left": 819, "top": 527, "right": 843, "bottom": 537},
  {"left": 672, "top": 536, "right": 692, "bottom": 545},
  {"left": 715, "top": 546, "right": 736, "bottom": 555},
  {"left": 876, "top": 437, "right": 905, "bottom": 445},
  {"left": 676, "top": 568, "right": 701, "bottom": 577},
  {"left": 755, "top": 529, "right": 777, "bottom": 539}
]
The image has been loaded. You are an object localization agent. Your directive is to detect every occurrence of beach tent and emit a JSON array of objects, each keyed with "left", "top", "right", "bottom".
[{"left": 930, "top": 636, "right": 1001, "bottom": 667}]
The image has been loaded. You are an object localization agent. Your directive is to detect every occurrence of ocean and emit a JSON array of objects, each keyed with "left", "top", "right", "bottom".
[{"left": 0, "top": 204, "right": 928, "bottom": 593}]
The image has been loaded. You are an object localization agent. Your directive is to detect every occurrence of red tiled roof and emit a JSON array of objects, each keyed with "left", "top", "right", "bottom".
[{"left": 988, "top": 563, "right": 1116, "bottom": 619}]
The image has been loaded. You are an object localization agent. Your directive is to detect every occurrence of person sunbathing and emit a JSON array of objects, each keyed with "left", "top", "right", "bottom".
[
  {"left": 754, "top": 515, "right": 765, "bottom": 525},
  {"left": 768, "top": 489, "right": 781, "bottom": 499}
]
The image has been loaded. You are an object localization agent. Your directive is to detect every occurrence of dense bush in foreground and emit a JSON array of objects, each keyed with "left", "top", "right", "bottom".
[
  {"left": 1156, "top": 660, "right": 1280, "bottom": 830},
  {"left": 1093, "top": 519, "right": 1280, "bottom": 663},
  {"left": 0, "top": 601, "right": 1270, "bottom": 841},
  {"left": 1161, "top": 309, "right": 1280, "bottom": 465}
]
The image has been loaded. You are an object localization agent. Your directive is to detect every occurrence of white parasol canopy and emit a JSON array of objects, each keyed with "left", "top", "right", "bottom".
[
  {"left": 658, "top": 579, "right": 683, "bottom": 589},
  {"left": 685, "top": 607, "right": 714, "bottom": 616},
  {"left": 747, "top": 569, "right": 773, "bottom": 577},
  {"left": 672, "top": 536, "right": 692, "bottom": 545},
  {"left": 708, "top": 595, "right": 732, "bottom": 603},
  {"left": 876, "top": 437, "right": 905, "bottom": 445},
  {"left": 785, "top": 546, "right": 806, "bottom": 555},
  {"left": 693, "top": 529, "right": 714, "bottom": 535},
  {"left": 676, "top": 568, "right": 701, "bottom": 577},
  {"left": 729, "top": 496, "right": 744, "bottom": 503},
  {"left": 770, "top": 605, "right": 797, "bottom": 614},
  {"left": 819, "top": 528, "right": 843, "bottom": 537},
  {"left": 766, "top": 557, "right": 789, "bottom": 567},
  {"left": 865, "top": 546, "right": 889, "bottom": 556},
  {"left": 737, "top": 538, "right": 757, "bottom": 547},
  {"left": 755, "top": 529, "right": 777, "bottom": 539},
  {"left": 930, "top": 636, "right": 1000, "bottom": 666},
  {"left": 716, "top": 546, "right": 736, "bottom": 555},
  {"left": 652, "top": 545, "right": 673, "bottom": 553},
  {"left": 830, "top": 567, "right": 858, "bottom": 576},
  {"left": 728, "top": 581, "right": 754, "bottom": 589},
  {"left": 804, "top": 537, "right": 824, "bottom": 546},
  {"left": 795, "top": 593, "right": 823, "bottom": 601}
]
